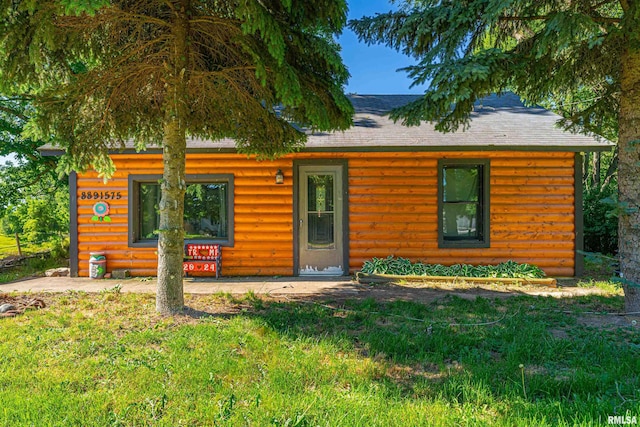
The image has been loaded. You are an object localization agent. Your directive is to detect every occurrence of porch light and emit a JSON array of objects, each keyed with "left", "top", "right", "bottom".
[{"left": 275, "top": 169, "right": 284, "bottom": 184}]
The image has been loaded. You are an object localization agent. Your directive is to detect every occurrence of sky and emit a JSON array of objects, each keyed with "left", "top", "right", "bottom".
[{"left": 340, "top": 0, "right": 426, "bottom": 95}]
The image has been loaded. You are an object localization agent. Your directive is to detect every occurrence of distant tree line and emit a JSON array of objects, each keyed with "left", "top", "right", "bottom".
[{"left": 0, "top": 96, "right": 69, "bottom": 253}]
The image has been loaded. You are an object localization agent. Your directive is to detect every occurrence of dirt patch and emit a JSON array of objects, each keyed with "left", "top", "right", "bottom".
[
  {"left": 255, "top": 282, "right": 636, "bottom": 330},
  {"left": 577, "top": 313, "right": 640, "bottom": 329},
  {"left": 386, "top": 363, "right": 447, "bottom": 384},
  {"left": 166, "top": 289, "right": 640, "bottom": 331},
  {"left": 276, "top": 281, "right": 616, "bottom": 306},
  {"left": 549, "top": 314, "right": 638, "bottom": 339},
  {"left": 549, "top": 328, "right": 570, "bottom": 340},
  {"left": 176, "top": 294, "right": 260, "bottom": 322},
  {"left": 0, "top": 293, "right": 47, "bottom": 317},
  {"left": 3, "top": 282, "right": 634, "bottom": 330}
]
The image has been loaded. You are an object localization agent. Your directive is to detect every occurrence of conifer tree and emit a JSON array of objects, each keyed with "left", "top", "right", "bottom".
[
  {"left": 350, "top": 0, "right": 640, "bottom": 312},
  {"left": 0, "top": 0, "right": 353, "bottom": 314}
]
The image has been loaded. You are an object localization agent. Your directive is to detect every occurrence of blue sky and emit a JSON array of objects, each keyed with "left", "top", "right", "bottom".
[{"left": 340, "top": 0, "right": 425, "bottom": 94}]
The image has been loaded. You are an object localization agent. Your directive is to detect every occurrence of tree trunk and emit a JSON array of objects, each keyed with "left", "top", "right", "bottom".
[
  {"left": 601, "top": 146, "right": 618, "bottom": 190},
  {"left": 15, "top": 233, "right": 22, "bottom": 257},
  {"left": 617, "top": 12, "right": 640, "bottom": 313},
  {"left": 156, "top": 118, "right": 187, "bottom": 314},
  {"left": 591, "top": 152, "right": 601, "bottom": 189},
  {"left": 156, "top": 0, "right": 190, "bottom": 314},
  {"left": 582, "top": 151, "right": 590, "bottom": 187}
]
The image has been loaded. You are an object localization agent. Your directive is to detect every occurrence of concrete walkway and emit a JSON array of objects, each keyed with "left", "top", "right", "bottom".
[
  {"left": 1, "top": 275, "right": 363, "bottom": 296},
  {"left": 1, "top": 275, "right": 620, "bottom": 304}
]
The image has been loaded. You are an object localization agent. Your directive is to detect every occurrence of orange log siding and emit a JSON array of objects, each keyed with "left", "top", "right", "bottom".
[{"left": 74, "top": 151, "right": 577, "bottom": 277}]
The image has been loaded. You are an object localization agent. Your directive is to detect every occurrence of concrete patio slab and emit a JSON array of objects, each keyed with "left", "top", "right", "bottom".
[
  {"left": 0, "top": 275, "right": 363, "bottom": 296},
  {"left": 0, "top": 275, "right": 623, "bottom": 308}
]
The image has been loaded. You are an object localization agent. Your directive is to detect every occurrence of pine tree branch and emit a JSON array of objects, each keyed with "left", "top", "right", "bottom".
[
  {"left": 79, "top": 8, "right": 173, "bottom": 29},
  {"left": 111, "top": 12, "right": 171, "bottom": 28},
  {"left": 100, "top": 64, "right": 165, "bottom": 126},
  {"left": 499, "top": 14, "right": 621, "bottom": 24},
  {"left": 192, "top": 66, "right": 258, "bottom": 76},
  {"left": 190, "top": 17, "right": 240, "bottom": 28},
  {"left": 592, "top": 0, "right": 618, "bottom": 8},
  {"left": 0, "top": 105, "right": 27, "bottom": 121},
  {"left": 590, "top": 15, "right": 622, "bottom": 24},
  {"left": 499, "top": 15, "right": 550, "bottom": 22},
  {"left": 161, "top": 0, "right": 177, "bottom": 15},
  {"left": 619, "top": 0, "right": 629, "bottom": 11},
  {"left": 0, "top": 96, "right": 33, "bottom": 102},
  {"left": 111, "top": 35, "right": 172, "bottom": 70}
]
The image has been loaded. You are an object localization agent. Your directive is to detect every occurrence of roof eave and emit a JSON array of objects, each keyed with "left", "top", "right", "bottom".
[{"left": 39, "top": 143, "right": 614, "bottom": 157}]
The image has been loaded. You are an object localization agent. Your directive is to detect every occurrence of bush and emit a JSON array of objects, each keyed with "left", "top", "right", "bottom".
[
  {"left": 1, "top": 188, "right": 69, "bottom": 244},
  {"left": 360, "top": 256, "right": 546, "bottom": 279},
  {"left": 583, "top": 185, "right": 618, "bottom": 255},
  {"left": 50, "top": 237, "right": 70, "bottom": 259}
]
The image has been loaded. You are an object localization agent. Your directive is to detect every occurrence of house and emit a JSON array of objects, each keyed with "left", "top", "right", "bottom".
[{"left": 42, "top": 93, "right": 612, "bottom": 278}]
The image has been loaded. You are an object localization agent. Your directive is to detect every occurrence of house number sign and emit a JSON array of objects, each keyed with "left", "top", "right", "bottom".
[{"left": 80, "top": 191, "right": 122, "bottom": 200}]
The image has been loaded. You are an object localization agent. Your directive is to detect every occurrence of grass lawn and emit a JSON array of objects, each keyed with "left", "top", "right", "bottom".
[
  {"left": 0, "top": 234, "right": 21, "bottom": 257},
  {"left": 0, "top": 234, "right": 52, "bottom": 258},
  {"left": 0, "top": 233, "right": 69, "bottom": 284},
  {"left": 0, "top": 285, "right": 638, "bottom": 426},
  {"left": 0, "top": 256, "right": 65, "bottom": 284}
]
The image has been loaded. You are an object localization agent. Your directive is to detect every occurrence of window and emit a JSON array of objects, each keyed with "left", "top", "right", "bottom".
[
  {"left": 438, "top": 160, "right": 489, "bottom": 248},
  {"left": 129, "top": 174, "right": 234, "bottom": 247}
]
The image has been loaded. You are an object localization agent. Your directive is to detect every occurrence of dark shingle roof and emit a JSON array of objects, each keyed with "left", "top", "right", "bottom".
[
  {"left": 40, "top": 93, "right": 612, "bottom": 154},
  {"left": 295, "top": 92, "right": 610, "bottom": 152}
]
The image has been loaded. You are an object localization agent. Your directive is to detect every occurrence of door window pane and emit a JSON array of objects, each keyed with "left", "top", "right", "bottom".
[
  {"left": 307, "top": 174, "right": 335, "bottom": 249},
  {"left": 308, "top": 175, "right": 334, "bottom": 212},
  {"left": 308, "top": 213, "right": 335, "bottom": 248}
]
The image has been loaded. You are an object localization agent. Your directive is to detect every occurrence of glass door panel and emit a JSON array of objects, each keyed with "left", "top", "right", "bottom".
[
  {"left": 307, "top": 174, "right": 335, "bottom": 249},
  {"left": 298, "top": 165, "right": 344, "bottom": 275}
]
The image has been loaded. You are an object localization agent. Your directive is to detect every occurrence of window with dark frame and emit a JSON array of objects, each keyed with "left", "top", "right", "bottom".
[
  {"left": 438, "top": 160, "right": 489, "bottom": 248},
  {"left": 130, "top": 175, "right": 233, "bottom": 245}
]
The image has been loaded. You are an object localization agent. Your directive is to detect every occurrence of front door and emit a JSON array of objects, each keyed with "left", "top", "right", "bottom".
[{"left": 298, "top": 164, "right": 345, "bottom": 275}]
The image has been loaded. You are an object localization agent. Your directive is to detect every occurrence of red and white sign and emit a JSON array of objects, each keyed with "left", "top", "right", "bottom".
[
  {"left": 185, "top": 244, "right": 220, "bottom": 260},
  {"left": 183, "top": 261, "right": 217, "bottom": 273}
]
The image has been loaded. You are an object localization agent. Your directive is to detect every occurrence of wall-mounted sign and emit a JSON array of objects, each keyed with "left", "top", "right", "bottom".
[{"left": 92, "top": 201, "right": 112, "bottom": 222}]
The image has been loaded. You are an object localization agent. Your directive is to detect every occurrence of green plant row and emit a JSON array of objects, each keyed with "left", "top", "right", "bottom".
[{"left": 361, "top": 256, "right": 546, "bottom": 279}]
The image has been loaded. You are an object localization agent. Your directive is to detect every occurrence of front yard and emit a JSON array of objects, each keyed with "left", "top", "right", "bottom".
[{"left": 0, "top": 283, "right": 638, "bottom": 426}]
